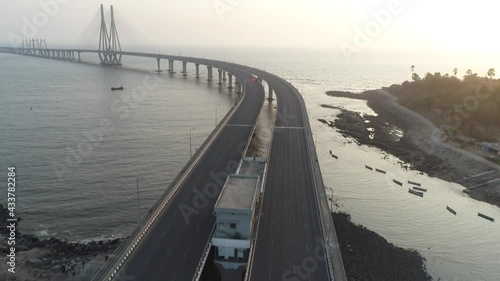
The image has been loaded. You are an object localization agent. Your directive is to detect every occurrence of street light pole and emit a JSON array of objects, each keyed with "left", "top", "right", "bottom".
[
  {"left": 189, "top": 128, "right": 196, "bottom": 158},
  {"left": 215, "top": 104, "right": 220, "bottom": 127},
  {"left": 137, "top": 178, "right": 140, "bottom": 222},
  {"left": 329, "top": 187, "right": 334, "bottom": 212}
]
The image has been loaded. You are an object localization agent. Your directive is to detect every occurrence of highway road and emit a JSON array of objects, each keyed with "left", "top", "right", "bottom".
[
  {"left": 247, "top": 72, "right": 332, "bottom": 281},
  {"left": 106, "top": 66, "right": 264, "bottom": 281}
]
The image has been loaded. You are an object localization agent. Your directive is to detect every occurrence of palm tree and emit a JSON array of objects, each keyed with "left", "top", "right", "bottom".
[
  {"left": 466, "top": 69, "right": 473, "bottom": 76},
  {"left": 487, "top": 68, "right": 495, "bottom": 79},
  {"left": 453, "top": 68, "right": 458, "bottom": 76},
  {"left": 410, "top": 65, "right": 415, "bottom": 74}
]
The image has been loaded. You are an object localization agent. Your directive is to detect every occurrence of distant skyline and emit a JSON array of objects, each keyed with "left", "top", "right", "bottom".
[{"left": 1, "top": 0, "right": 499, "bottom": 65}]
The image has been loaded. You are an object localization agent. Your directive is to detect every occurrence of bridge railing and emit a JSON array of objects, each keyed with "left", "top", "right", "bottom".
[
  {"left": 285, "top": 77, "right": 347, "bottom": 281},
  {"left": 192, "top": 223, "right": 216, "bottom": 281}
]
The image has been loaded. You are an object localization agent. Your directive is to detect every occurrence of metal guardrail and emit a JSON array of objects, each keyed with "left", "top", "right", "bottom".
[{"left": 192, "top": 223, "right": 216, "bottom": 281}]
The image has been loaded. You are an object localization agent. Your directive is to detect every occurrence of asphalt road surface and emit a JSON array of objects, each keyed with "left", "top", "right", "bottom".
[{"left": 248, "top": 72, "right": 331, "bottom": 281}]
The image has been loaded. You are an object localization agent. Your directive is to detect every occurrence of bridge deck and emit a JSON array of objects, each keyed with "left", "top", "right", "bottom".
[{"left": 0, "top": 48, "right": 345, "bottom": 281}]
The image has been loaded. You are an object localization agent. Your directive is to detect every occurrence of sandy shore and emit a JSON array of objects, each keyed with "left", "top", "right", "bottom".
[{"left": 325, "top": 90, "right": 500, "bottom": 208}]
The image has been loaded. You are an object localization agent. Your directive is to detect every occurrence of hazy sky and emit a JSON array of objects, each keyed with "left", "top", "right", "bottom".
[{"left": 1, "top": 0, "right": 499, "bottom": 64}]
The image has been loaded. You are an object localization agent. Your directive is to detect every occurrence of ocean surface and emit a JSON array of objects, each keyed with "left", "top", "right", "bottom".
[{"left": 1, "top": 47, "right": 499, "bottom": 281}]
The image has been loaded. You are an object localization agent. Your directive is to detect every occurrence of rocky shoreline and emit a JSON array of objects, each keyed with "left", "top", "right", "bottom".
[
  {"left": 332, "top": 212, "right": 431, "bottom": 281},
  {"left": 0, "top": 204, "right": 124, "bottom": 281},
  {"left": 324, "top": 90, "right": 500, "bottom": 208}
]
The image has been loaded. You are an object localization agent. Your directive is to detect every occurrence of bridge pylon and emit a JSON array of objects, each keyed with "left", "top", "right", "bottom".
[{"left": 98, "top": 4, "right": 122, "bottom": 65}]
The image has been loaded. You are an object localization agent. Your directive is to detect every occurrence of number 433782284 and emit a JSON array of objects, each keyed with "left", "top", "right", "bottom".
[{"left": 7, "top": 167, "right": 16, "bottom": 216}]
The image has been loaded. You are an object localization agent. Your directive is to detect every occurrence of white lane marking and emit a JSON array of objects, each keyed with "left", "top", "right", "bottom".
[
  {"left": 226, "top": 124, "right": 254, "bottom": 127},
  {"left": 274, "top": 126, "right": 304, "bottom": 129}
]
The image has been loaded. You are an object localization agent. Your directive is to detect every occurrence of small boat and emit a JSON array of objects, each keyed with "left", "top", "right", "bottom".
[
  {"left": 393, "top": 179, "right": 403, "bottom": 186},
  {"left": 111, "top": 86, "right": 124, "bottom": 91},
  {"left": 331, "top": 154, "right": 338, "bottom": 159},
  {"left": 408, "top": 181, "right": 421, "bottom": 186},
  {"left": 408, "top": 189, "right": 424, "bottom": 197},
  {"left": 375, "top": 169, "right": 386, "bottom": 174},
  {"left": 365, "top": 165, "right": 373, "bottom": 171},
  {"left": 478, "top": 213, "right": 495, "bottom": 222},
  {"left": 446, "top": 206, "right": 457, "bottom": 215},
  {"left": 412, "top": 187, "right": 427, "bottom": 193}
]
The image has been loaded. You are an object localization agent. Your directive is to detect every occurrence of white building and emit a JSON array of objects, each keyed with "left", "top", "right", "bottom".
[
  {"left": 211, "top": 157, "right": 265, "bottom": 270},
  {"left": 212, "top": 174, "right": 259, "bottom": 263}
]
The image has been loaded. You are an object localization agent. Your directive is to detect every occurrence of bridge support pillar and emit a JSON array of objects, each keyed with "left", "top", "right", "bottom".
[
  {"left": 228, "top": 74, "right": 233, "bottom": 89},
  {"left": 168, "top": 59, "right": 175, "bottom": 74},
  {"left": 195, "top": 63, "right": 200, "bottom": 78},
  {"left": 217, "top": 69, "right": 223, "bottom": 85},
  {"left": 77, "top": 51, "right": 81, "bottom": 61},
  {"left": 182, "top": 61, "right": 188, "bottom": 76},
  {"left": 268, "top": 85, "right": 274, "bottom": 101},
  {"left": 207, "top": 66, "right": 213, "bottom": 82},
  {"left": 223, "top": 71, "right": 227, "bottom": 82},
  {"left": 156, "top": 58, "right": 162, "bottom": 73},
  {"left": 236, "top": 80, "right": 242, "bottom": 93}
]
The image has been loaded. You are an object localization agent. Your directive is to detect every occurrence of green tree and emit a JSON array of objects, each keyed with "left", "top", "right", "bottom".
[{"left": 412, "top": 73, "right": 420, "bottom": 81}]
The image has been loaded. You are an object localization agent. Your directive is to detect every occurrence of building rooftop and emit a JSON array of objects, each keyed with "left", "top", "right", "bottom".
[
  {"left": 238, "top": 157, "right": 266, "bottom": 176},
  {"left": 216, "top": 174, "right": 259, "bottom": 211}
]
